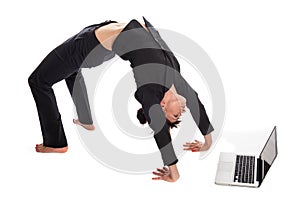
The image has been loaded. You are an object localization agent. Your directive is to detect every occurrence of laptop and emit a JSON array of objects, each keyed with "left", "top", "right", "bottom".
[{"left": 215, "top": 126, "right": 278, "bottom": 187}]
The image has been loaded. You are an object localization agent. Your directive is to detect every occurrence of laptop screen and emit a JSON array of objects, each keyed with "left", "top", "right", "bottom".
[{"left": 259, "top": 126, "right": 278, "bottom": 180}]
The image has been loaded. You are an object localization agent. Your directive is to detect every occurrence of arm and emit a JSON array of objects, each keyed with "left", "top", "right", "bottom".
[
  {"left": 153, "top": 122, "right": 178, "bottom": 166},
  {"left": 170, "top": 67, "right": 213, "bottom": 151},
  {"left": 202, "top": 133, "right": 212, "bottom": 150},
  {"left": 139, "top": 87, "right": 178, "bottom": 166},
  {"left": 138, "top": 88, "right": 180, "bottom": 181},
  {"left": 144, "top": 17, "right": 214, "bottom": 136},
  {"left": 174, "top": 73, "right": 214, "bottom": 133}
]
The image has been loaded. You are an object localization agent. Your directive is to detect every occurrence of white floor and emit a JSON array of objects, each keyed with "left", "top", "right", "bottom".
[{"left": 1, "top": 0, "right": 299, "bottom": 199}]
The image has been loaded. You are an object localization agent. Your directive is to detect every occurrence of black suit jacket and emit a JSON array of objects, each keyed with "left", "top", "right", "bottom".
[{"left": 112, "top": 17, "right": 214, "bottom": 166}]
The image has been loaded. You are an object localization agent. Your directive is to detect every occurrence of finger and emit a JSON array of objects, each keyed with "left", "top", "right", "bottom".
[
  {"left": 183, "top": 141, "right": 201, "bottom": 147},
  {"left": 152, "top": 171, "right": 164, "bottom": 177},
  {"left": 197, "top": 141, "right": 204, "bottom": 146},
  {"left": 183, "top": 144, "right": 196, "bottom": 149},
  {"left": 191, "top": 147, "right": 201, "bottom": 151},
  {"left": 185, "top": 142, "right": 202, "bottom": 149},
  {"left": 152, "top": 177, "right": 162, "bottom": 180},
  {"left": 185, "top": 141, "right": 198, "bottom": 145},
  {"left": 193, "top": 142, "right": 203, "bottom": 147},
  {"left": 184, "top": 146, "right": 200, "bottom": 151},
  {"left": 193, "top": 139, "right": 203, "bottom": 143},
  {"left": 163, "top": 166, "right": 168, "bottom": 171},
  {"left": 183, "top": 147, "right": 194, "bottom": 151},
  {"left": 157, "top": 168, "right": 166, "bottom": 174},
  {"left": 188, "top": 144, "right": 199, "bottom": 148},
  {"left": 162, "top": 168, "right": 168, "bottom": 174},
  {"left": 185, "top": 142, "right": 198, "bottom": 146},
  {"left": 191, "top": 146, "right": 201, "bottom": 150}
]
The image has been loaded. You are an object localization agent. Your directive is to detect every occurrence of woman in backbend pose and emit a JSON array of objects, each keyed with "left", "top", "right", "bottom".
[{"left": 28, "top": 17, "right": 214, "bottom": 182}]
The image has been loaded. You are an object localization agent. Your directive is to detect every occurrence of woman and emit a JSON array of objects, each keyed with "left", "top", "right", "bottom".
[{"left": 28, "top": 17, "right": 213, "bottom": 182}]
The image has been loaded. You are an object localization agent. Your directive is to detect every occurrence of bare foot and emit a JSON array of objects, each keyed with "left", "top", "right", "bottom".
[
  {"left": 35, "top": 144, "right": 68, "bottom": 153},
  {"left": 73, "top": 119, "right": 95, "bottom": 131}
]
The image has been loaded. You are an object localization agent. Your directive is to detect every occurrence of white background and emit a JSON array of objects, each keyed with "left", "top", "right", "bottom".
[{"left": 1, "top": 0, "right": 299, "bottom": 199}]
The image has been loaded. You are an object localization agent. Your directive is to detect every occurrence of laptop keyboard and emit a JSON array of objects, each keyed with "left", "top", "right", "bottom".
[{"left": 234, "top": 155, "right": 255, "bottom": 184}]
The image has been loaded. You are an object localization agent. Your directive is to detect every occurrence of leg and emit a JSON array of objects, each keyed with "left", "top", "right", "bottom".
[
  {"left": 65, "top": 70, "right": 95, "bottom": 130},
  {"left": 65, "top": 69, "right": 93, "bottom": 124},
  {"left": 28, "top": 49, "right": 77, "bottom": 151}
]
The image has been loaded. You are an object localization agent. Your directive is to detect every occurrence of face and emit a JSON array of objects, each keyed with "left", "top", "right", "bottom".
[{"left": 161, "top": 94, "right": 186, "bottom": 123}]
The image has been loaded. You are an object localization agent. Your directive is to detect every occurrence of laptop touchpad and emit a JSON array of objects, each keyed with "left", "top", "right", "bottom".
[{"left": 219, "top": 162, "right": 234, "bottom": 172}]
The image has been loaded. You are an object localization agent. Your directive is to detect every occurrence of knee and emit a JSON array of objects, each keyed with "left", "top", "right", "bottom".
[
  {"left": 28, "top": 72, "right": 34, "bottom": 86},
  {"left": 28, "top": 72, "right": 36, "bottom": 87},
  {"left": 28, "top": 71, "right": 41, "bottom": 88}
]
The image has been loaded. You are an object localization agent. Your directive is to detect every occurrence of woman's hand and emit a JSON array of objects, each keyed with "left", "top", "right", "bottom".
[
  {"left": 152, "top": 165, "right": 179, "bottom": 182},
  {"left": 183, "top": 133, "right": 212, "bottom": 152}
]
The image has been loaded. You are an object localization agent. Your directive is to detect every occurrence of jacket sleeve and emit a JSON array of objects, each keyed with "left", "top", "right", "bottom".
[
  {"left": 142, "top": 17, "right": 214, "bottom": 135},
  {"left": 174, "top": 73, "right": 214, "bottom": 136},
  {"left": 139, "top": 90, "right": 178, "bottom": 166}
]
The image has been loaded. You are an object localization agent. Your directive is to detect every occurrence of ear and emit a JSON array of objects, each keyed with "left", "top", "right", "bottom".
[{"left": 160, "top": 99, "right": 166, "bottom": 108}]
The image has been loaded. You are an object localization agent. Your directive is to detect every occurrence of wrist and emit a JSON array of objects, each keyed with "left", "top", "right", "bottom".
[
  {"left": 168, "top": 164, "right": 180, "bottom": 182},
  {"left": 204, "top": 133, "right": 212, "bottom": 146}
]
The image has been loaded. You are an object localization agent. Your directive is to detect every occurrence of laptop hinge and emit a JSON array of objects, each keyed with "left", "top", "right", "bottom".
[{"left": 256, "top": 158, "right": 262, "bottom": 186}]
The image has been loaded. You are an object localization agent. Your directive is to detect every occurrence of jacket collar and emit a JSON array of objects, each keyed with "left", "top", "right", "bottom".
[{"left": 142, "top": 16, "right": 172, "bottom": 52}]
